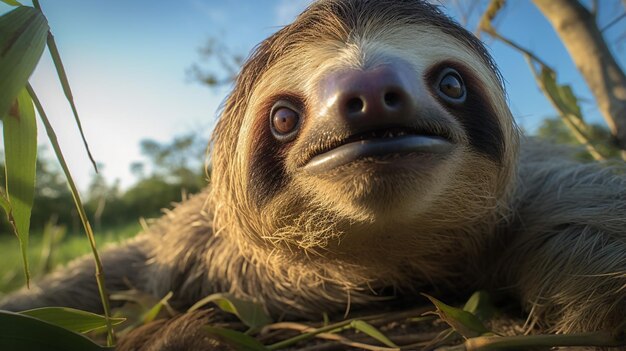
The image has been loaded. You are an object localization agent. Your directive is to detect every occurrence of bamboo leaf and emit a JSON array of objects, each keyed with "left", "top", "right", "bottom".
[
  {"left": 0, "top": 311, "right": 112, "bottom": 351},
  {"left": 3, "top": 89, "right": 37, "bottom": 287},
  {"left": 189, "top": 292, "right": 272, "bottom": 331},
  {"left": 350, "top": 320, "right": 399, "bottom": 348},
  {"left": 44, "top": 29, "right": 98, "bottom": 172},
  {"left": 423, "top": 293, "right": 492, "bottom": 339},
  {"left": 203, "top": 326, "right": 269, "bottom": 351},
  {"left": 1, "top": 0, "right": 23, "bottom": 6},
  {"left": 20, "top": 307, "right": 125, "bottom": 334},
  {"left": 142, "top": 291, "right": 173, "bottom": 324},
  {"left": 27, "top": 0, "right": 97, "bottom": 171},
  {"left": 0, "top": 189, "right": 11, "bottom": 213},
  {"left": 0, "top": 6, "right": 48, "bottom": 117},
  {"left": 462, "top": 291, "right": 497, "bottom": 322}
]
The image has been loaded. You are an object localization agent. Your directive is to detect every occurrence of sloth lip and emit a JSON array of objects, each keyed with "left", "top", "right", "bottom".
[{"left": 302, "top": 127, "right": 455, "bottom": 174}]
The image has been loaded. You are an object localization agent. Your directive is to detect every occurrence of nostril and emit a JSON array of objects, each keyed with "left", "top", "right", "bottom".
[
  {"left": 346, "top": 97, "right": 364, "bottom": 114},
  {"left": 383, "top": 91, "right": 402, "bottom": 109}
]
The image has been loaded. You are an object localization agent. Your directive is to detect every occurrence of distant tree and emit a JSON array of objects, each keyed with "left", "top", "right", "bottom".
[
  {"left": 134, "top": 132, "right": 207, "bottom": 189},
  {"left": 84, "top": 164, "right": 122, "bottom": 231},
  {"left": 110, "top": 131, "right": 209, "bottom": 222},
  {"left": 30, "top": 151, "right": 77, "bottom": 233},
  {"left": 187, "top": 38, "right": 244, "bottom": 88}
]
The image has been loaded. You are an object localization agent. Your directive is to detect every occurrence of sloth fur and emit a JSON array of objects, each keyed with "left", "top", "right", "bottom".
[{"left": 1, "top": 0, "right": 625, "bottom": 345}]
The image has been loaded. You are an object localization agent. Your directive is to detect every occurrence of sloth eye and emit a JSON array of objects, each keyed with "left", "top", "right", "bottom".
[
  {"left": 437, "top": 69, "right": 466, "bottom": 102},
  {"left": 270, "top": 102, "right": 300, "bottom": 141}
]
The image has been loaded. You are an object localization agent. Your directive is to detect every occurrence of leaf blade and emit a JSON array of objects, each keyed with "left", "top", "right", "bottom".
[
  {"left": 142, "top": 291, "right": 173, "bottom": 324},
  {"left": 0, "top": 6, "right": 48, "bottom": 117},
  {"left": 0, "top": 0, "right": 23, "bottom": 6},
  {"left": 462, "top": 290, "right": 496, "bottom": 322},
  {"left": 0, "top": 311, "right": 112, "bottom": 351},
  {"left": 189, "top": 292, "right": 272, "bottom": 331},
  {"left": 20, "top": 307, "right": 125, "bottom": 334},
  {"left": 44, "top": 29, "right": 98, "bottom": 172},
  {"left": 3, "top": 89, "right": 37, "bottom": 286},
  {"left": 350, "top": 320, "right": 399, "bottom": 348},
  {"left": 423, "top": 293, "right": 491, "bottom": 339}
]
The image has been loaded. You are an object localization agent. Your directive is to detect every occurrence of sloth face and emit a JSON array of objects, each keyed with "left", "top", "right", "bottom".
[{"left": 213, "top": 0, "right": 518, "bottom": 249}]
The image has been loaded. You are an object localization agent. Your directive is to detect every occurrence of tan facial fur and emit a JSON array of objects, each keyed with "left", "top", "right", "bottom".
[{"left": 212, "top": 7, "right": 518, "bottom": 266}]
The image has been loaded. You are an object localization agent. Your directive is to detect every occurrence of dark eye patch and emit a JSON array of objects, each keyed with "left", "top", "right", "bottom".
[
  {"left": 425, "top": 61, "right": 505, "bottom": 163},
  {"left": 249, "top": 94, "right": 306, "bottom": 206}
]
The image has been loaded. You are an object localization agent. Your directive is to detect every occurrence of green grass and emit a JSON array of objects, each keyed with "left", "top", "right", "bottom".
[{"left": 0, "top": 221, "right": 141, "bottom": 294}]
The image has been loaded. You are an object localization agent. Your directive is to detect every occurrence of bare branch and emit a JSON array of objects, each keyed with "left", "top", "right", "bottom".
[
  {"left": 478, "top": 0, "right": 607, "bottom": 160},
  {"left": 601, "top": 12, "right": 626, "bottom": 33},
  {"left": 533, "top": 0, "right": 626, "bottom": 158}
]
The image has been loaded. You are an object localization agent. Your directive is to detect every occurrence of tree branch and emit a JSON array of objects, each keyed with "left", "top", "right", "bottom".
[{"left": 533, "top": 0, "right": 626, "bottom": 159}]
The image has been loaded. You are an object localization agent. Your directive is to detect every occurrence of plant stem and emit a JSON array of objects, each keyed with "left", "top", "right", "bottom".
[
  {"left": 464, "top": 330, "right": 624, "bottom": 350},
  {"left": 26, "top": 84, "right": 115, "bottom": 346}
]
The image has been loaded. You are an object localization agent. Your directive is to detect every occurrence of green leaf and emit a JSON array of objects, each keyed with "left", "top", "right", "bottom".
[
  {"left": 45, "top": 27, "right": 98, "bottom": 172},
  {"left": 0, "top": 189, "right": 11, "bottom": 215},
  {"left": 423, "top": 293, "right": 491, "bottom": 339},
  {"left": 188, "top": 293, "right": 272, "bottom": 331},
  {"left": 0, "top": 0, "right": 23, "bottom": 6},
  {"left": 350, "top": 320, "right": 399, "bottom": 348},
  {"left": 142, "top": 291, "right": 173, "bottom": 323},
  {"left": 0, "top": 311, "right": 112, "bottom": 351},
  {"left": 0, "top": 6, "right": 48, "bottom": 117},
  {"left": 462, "top": 290, "right": 496, "bottom": 322},
  {"left": 539, "top": 67, "right": 583, "bottom": 120},
  {"left": 20, "top": 307, "right": 125, "bottom": 334},
  {"left": 3, "top": 89, "right": 37, "bottom": 286},
  {"left": 203, "top": 326, "right": 269, "bottom": 351}
]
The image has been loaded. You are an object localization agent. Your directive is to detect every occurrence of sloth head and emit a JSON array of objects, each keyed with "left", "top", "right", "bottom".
[{"left": 212, "top": 0, "right": 519, "bottom": 261}]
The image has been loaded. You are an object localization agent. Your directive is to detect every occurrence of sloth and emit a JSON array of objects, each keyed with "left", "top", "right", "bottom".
[{"left": 1, "top": 0, "right": 625, "bottom": 346}]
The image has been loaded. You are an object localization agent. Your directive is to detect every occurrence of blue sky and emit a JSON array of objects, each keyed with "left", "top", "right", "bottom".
[{"left": 1, "top": 0, "right": 625, "bottom": 190}]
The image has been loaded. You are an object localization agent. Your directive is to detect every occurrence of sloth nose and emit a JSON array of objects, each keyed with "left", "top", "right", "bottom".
[{"left": 320, "top": 61, "right": 418, "bottom": 130}]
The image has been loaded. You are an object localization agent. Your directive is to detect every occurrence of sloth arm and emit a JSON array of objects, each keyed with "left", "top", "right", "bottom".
[
  {"left": 504, "top": 223, "right": 626, "bottom": 332},
  {"left": 0, "top": 235, "right": 151, "bottom": 313},
  {"left": 498, "top": 149, "right": 626, "bottom": 332}
]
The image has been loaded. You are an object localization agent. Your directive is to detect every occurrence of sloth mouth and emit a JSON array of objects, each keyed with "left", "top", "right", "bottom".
[{"left": 302, "top": 126, "right": 455, "bottom": 174}]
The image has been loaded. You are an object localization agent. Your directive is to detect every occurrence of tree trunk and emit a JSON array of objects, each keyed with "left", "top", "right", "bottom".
[{"left": 533, "top": 0, "right": 626, "bottom": 157}]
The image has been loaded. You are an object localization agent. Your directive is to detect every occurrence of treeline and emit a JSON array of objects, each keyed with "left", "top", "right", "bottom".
[{"left": 0, "top": 132, "right": 208, "bottom": 235}]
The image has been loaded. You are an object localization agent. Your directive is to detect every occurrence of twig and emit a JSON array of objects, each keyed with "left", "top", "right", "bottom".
[
  {"left": 601, "top": 12, "right": 626, "bottom": 33},
  {"left": 478, "top": 1, "right": 605, "bottom": 161},
  {"left": 590, "top": 0, "right": 599, "bottom": 20},
  {"left": 263, "top": 307, "right": 440, "bottom": 350},
  {"left": 523, "top": 55, "right": 605, "bottom": 160}
]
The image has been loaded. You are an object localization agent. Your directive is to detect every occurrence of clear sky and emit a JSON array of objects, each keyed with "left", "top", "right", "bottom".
[{"left": 1, "top": 0, "right": 625, "bottom": 191}]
